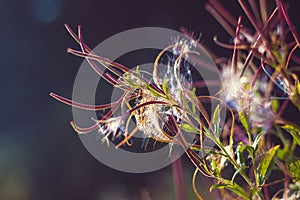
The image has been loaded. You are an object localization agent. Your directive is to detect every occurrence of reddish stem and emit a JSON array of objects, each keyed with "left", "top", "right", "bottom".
[
  {"left": 263, "top": 184, "right": 270, "bottom": 200},
  {"left": 50, "top": 92, "right": 117, "bottom": 110},
  {"left": 277, "top": 0, "right": 300, "bottom": 46},
  {"left": 172, "top": 157, "right": 187, "bottom": 200}
]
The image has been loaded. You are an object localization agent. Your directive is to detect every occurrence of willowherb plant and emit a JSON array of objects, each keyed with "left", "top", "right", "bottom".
[{"left": 51, "top": 0, "right": 300, "bottom": 199}]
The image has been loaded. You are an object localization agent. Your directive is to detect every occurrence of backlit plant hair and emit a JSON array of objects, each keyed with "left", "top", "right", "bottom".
[{"left": 51, "top": 0, "right": 300, "bottom": 199}]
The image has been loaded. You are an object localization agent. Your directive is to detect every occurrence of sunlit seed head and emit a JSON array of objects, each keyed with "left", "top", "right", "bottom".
[{"left": 221, "top": 65, "right": 252, "bottom": 111}]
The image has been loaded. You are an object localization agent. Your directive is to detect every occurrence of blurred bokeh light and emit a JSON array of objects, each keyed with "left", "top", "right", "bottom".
[{"left": 30, "top": 0, "right": 63, "bottom": 23}]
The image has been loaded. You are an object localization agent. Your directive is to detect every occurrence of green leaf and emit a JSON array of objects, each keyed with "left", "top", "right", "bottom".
[
  {"left": 124, "top": 72, "right": 135, "bottom": 86},
  {"left": 210, "top": 181, "right": 250, "bottom": 200},
  {"left": 282, "top": 125, "right": 300, "bottom": 146},
  {"left": 146, "top": 84, "right": 164, "bottom": 98},
  {"left": 236, "top": 144, "right": 245, "bottom": 166},
  {"left": 213, "top": 104, "right": 220, "bottom": 125},
  {"left": 237, "top": 143, "right": 255, "bottom": 166},
  {"left": 253, "top": 132, "right": 263, "bottom": 151},
  {"left": 211, "top": 158, "right": 221, "bottom": 177},
  {"left": 210, "top": 183, "right": 224, "bottom": 191},
  {"left": 287, "top": 158, "right": 300, "bottom": 181},
  {"left": 239, "top": 143, "right": 255, "bottom": 158},
  {"left": 272, "top": 99, "right": 279, "bottom": 112},
  {"left": 179, "top": 123, "right": 198, "bottom": 133},
  {"left": 191, "top": 88, "right": 197, "bottom": 114},
  {"left": 277, "top": 144, "right": 290, "bottom": 160},
  {"left": 190, "top": 146, "right": 201, "bottom": 151},
  {"left": 231, "top": 168, "right": 243, "bottom": 184},
  {"left": 238, "top": 111, "right": 250, "bottom": 134},
  {"left": 249, "top": 188, "right": 261, "bottom": 199},
  {"left": 135, "top": 66, "right": 141, "bottom": 74},
  {"left": 257, "top": 145, "right": 280, "bottom": 185},
  {"left": 295, "top": 80, "right": 300, "bottom": 94},
  {"left": 213, "top": 105, "right": 220, "bottom": 136},
  {"left": 192, "top": 87, "right": 196, "bottom": 96},
  {"left": 162, "top": 78, "right": 168, "bottom": 95},
  {"left": 282, "top": 124, "right": 300, "bottom": 132}
]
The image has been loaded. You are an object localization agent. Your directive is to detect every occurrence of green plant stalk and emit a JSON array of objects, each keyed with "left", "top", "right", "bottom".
[{"left": 202, "top": 126, "right": 265, "bottom": 199}]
